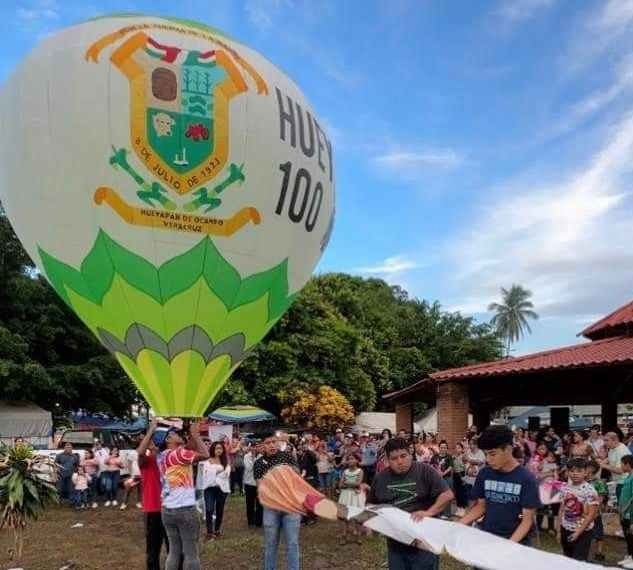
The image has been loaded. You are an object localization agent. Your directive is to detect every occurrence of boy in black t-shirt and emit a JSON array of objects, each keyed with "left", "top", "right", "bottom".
[
  {"left": 459, "top": 425, "right": 540, "bottom": 545},
  {"left": 368, "top": 438, "right": 454, "bottom": 570}
]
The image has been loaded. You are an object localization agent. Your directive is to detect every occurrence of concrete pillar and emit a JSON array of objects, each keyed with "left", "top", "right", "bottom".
[
  {"left": 437, "top": 381, "right": 469, "bottom": 450},
  {"left": 602, "top": 401, "right": 618, "bottom": 432},
  {"left": 395, "top": 402, "right": 413, "bottom": 436}
]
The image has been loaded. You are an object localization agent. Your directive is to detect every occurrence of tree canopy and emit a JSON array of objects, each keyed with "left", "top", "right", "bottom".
[
  {"left": 0, "top": 209, "right": 503, "bottom": 418},
  {"left": 281, "top": 385, "right": 354, "bottom": 432}
]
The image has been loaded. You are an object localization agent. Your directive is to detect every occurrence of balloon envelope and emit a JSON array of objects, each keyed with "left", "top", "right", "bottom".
[{"left": 0, "top": 15, "right": 335, "bottom": 416}]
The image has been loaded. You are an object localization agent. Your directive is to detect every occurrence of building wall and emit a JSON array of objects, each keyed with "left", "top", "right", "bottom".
[{"left": 437, "top": 381, "right": 469, "bottom": 449}]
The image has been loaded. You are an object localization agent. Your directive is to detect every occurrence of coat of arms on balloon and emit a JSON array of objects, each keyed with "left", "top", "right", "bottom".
[
  {"left": 87, "top": 25, "right": 268, "bottom": 236},
  {"left": 0, "top": 16, "right": 335, "bottom": 417}
]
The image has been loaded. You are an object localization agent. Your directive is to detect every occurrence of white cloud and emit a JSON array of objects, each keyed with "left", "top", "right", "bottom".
[
  {"left": 445, "top": 110, "right": 633, "bottom": 324},
  {"left": 16, "top": 0, "right": 59, "bottom": 21},
  {"left": 374, "top": 148, "right": 463, "bottom": 170},
  {"left": 596, "top": 0, "right": 633, "bottom": 37},
  {"left": 355, "top": 255, "right": 419, "bottom": 277},
  {"left": 244, "top": 1, "right": 360, "bottom": 89},
  {"left": 547, "top": 54, "right": 633, "bottom": 137},
  {"left": 564, "top": 0, "right": 633, "bottom": 74},
  {"left": 245, "top": 0, "right": 293, "bottom": 31},
  {"left": 493, "top": 0, "right": 555, "bottom": 27}
]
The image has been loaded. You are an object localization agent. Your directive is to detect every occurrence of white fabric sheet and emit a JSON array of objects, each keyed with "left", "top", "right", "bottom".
[{"left": 346, "top": 506, "right": 606, "bottom": 570}]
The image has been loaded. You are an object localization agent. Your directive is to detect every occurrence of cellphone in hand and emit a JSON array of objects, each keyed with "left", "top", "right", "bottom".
[{"left": 152, "top": 427, "right": 169, "bottom": 447}]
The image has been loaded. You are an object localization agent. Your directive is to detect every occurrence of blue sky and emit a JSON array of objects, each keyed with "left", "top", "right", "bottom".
[{"left": 4, "top": 0, "right": 633, "bottom": 356}]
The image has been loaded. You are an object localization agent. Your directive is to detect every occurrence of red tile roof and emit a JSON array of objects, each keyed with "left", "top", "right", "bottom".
[
  {"left": 430, "top": 335, "right": 633, "bottom": 382},
  {"left": 580, "top": 300, "right": 633, "bottom": 340},
  {"left": 384, "top": 378, "right": 434, "bottom": 401}
]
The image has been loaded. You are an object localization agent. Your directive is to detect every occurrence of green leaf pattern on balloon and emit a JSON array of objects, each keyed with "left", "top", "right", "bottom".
[
  {"left": 36, "top": 231, "right": 296, "bottom": 415},
  {"left": 38, "top": 229, "right": 295, "bottom": 337}
]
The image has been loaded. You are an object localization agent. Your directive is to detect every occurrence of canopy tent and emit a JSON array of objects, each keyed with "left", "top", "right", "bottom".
[
  {"left": 506, "top": 406, "right": 594, "bottom": 430},
  {"left": 353, "top": 412, "right": 396, "bottom": 435},
  {"left": 209, "top": 405, "right": 275, "bottom": 424},
  {"left": 0, "top": 401, "right": 53, "bottom": 448},
  {"left": 71, "top": 413, "right": 147, "bottom": 432}
]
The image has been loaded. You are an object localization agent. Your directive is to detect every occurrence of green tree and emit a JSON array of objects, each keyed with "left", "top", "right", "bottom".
[
  {"left": 1, "top": 206, "right": 504, "bottom": 418},
  {"left": 0, "top": 209, "right": 140, "bottom": 416},
  {"left": 488, "top": 284, "right": 539, "bottom": 355}
]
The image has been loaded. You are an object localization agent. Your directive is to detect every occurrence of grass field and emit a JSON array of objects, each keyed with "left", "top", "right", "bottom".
[{"left": 0, "top": 496, "right": 626, "bottom": 569}]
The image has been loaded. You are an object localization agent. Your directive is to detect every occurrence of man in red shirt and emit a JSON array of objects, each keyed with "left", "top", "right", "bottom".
[{"left": 137, "top": 419, "right": 167, "bottom": 570}]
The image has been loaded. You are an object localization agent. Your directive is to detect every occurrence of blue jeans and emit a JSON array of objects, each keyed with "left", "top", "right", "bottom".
[
  {"left": 73, "top": 489, "right": 88, "bottom": 508},
  {"left": 87, "top": 476, "right": 98, "bottom": 503},
  {"left": 387, "top": 541, "right": 438, "bottom": 570},
  {"left": 263, "top": 507, "right": 300, "bottom": 570},
  {"left": 318, "top": 472, "right": 331, "bottom": 490},
  {"left": 57, "top": 475, "right": 73, "bottom": 502},
  {"left": 102, "top": 471, "right": 120, "bottom": 501}
]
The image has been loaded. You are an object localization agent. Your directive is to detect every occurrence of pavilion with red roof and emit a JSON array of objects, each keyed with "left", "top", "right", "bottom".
[{"left": 385, "top": 299, "right": 633, "bottom": 448}]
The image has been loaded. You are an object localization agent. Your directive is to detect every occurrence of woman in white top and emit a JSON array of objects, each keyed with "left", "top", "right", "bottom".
[
  {"left": 463, "top": 437, "right": 486, "bottom": 506},
  {"left": 120, "top": 451, "right": 142, "bottom": 510},
  {"left": 198, "top": 441, "right": 231, "bottom": 540}
]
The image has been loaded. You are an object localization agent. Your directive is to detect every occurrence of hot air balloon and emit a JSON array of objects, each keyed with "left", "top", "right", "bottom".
[{"left": 0, "top": 15, "right": 335, "bottom": 416}]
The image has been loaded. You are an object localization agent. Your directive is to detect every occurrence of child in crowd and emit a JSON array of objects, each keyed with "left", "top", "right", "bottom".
[
  {"left": 431, "top": 440, "right": 454, "bottom": 518},
  {"left": 617, "top": 455, "right": 633, "bottom": 568},
  {"left": 338, "top": 452, "right": 365, "bottom": 545},
  {"left": 537, "top": 450, "right": 560, "bottom": 534},
  {"left": 587, "top": 460, "right": 608, "bottom": 563},
  {"left": 557, "top": 457, "right": 599, "bottom": 562},
  {"left": 81, "top": 449, "right": 99, "bottom": 508},
  {"left": 527, "top": 442, "right": 547, "bottom": 478},
  {"left": 71, "top": 465, "right": 91, "bottom": 510},
  {"left": 453, "top": 442, "right": 467, "bottom": 516},
  {"left": 316, "top": 442, "right": 334, "bottom": 498}
]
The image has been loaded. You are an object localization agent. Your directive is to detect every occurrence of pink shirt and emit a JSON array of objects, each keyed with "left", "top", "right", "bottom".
[
  {"left": 72, "top": 473, "right": 90, "bottom": 490},
  {"left": 105, "top": 456, "right": 123, "bottom": 471},
  {"left": 82, "top": 458, "right": 98, "bottom": 476}
]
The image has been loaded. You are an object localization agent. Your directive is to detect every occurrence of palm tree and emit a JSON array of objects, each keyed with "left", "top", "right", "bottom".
[{"left": 488, "top": 284, "right": 538, "bottom": 356}]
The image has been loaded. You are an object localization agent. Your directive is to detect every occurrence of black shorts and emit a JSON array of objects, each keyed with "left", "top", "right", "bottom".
[
  {"left": 593, "top": 515, "right": 604, "bottom": 541},
  {"left": 561, "top": 527, "right": 593, "bottom": 561}
]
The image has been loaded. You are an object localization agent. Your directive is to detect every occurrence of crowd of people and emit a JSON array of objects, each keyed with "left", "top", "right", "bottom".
[{"left": 50, "top": 420, "right": 633, "bottom": 569}]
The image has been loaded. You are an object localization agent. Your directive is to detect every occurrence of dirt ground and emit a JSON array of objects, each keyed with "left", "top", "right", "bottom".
[{"left": 0, "top": 496, "right": 626, "bottom": 569}]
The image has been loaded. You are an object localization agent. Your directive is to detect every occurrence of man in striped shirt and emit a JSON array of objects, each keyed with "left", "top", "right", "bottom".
[{"left": 159, "top": 421, "right": 209, "bottom": 570}]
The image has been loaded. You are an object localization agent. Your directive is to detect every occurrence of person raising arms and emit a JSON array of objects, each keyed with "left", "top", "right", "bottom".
[{"left": 159, "top": 421, "right": 209, "bottom": 570}]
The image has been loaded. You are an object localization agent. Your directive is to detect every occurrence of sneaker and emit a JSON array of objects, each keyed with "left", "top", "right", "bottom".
[
  {"left": 120, "top": 503, "right": 127, "bottom": 510},
  {"left": 136, "top": 502, "right": 142, "bottom": 509},
  {"left": 112, "top": 500, "right": 118, "bottom": 506},
  {"left": 104, "top": 501, "right": 111, "bottom": 507},
  {"left": 92, "top": 502, "right": 98, "bottom": 509},
  {"left": 618, "top": 556, "right": 632, "bottom": 566},
  {"left": 622, "top": 561, "right": 633, "bottom": 570}
]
